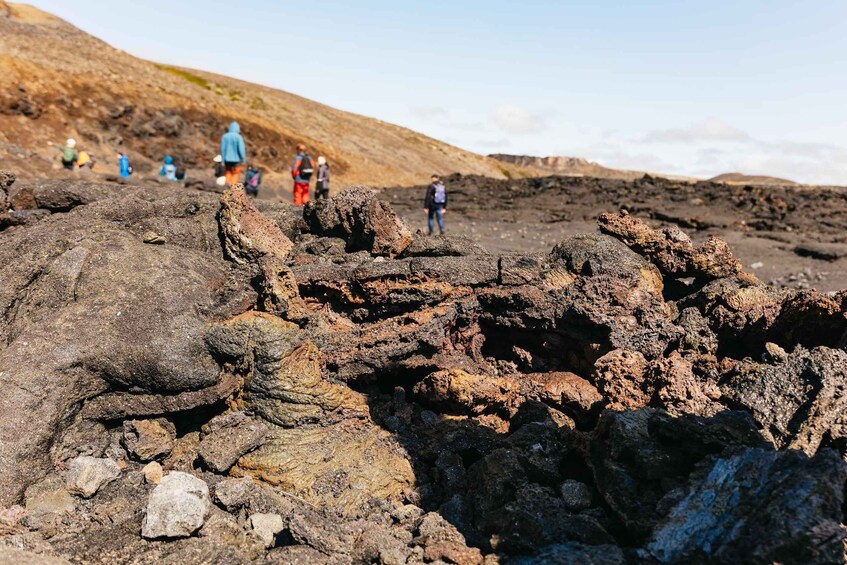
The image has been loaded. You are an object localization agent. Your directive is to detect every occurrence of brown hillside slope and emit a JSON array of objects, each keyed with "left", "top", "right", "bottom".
[
  {"left": 489, "top": 153, "right": 646, "bottom": 180},
  {"left": 709, "top": 172, "right": 799, "bottom": 186},
  {"left": 490, "top": 153, "right": 700, "bottom": 182},
  {"left": 0, "top": 2, "right": 512, "bottom": 192}
]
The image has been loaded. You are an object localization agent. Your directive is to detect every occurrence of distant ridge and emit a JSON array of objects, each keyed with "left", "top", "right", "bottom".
[
  {"left": 488, "top": 154, "right": 643, "bottom": 180},
  {"left": 709, "top": 172, "right": 799, "bottom": 186},
  {"left": 488, "top": 153, "right": 700, "bottom": 182}
]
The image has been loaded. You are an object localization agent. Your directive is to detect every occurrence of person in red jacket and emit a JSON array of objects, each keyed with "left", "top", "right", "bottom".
[{"left": 290, "top": 144, "right": 314, "bottom": 206}]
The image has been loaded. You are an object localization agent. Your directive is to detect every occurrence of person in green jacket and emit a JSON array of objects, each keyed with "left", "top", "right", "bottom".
[{"left": 49, "top": 138, "right": 78, "bottom": 170}]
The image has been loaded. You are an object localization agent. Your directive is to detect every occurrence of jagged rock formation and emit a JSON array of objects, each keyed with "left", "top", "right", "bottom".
[{"left": 1, "top": 172, "right": 847, "bottom": 563}]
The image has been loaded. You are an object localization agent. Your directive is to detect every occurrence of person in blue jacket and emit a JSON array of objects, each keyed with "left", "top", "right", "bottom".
[
  {"left": 160, "top": 156, "right": 177, "bottom": 181},
  {"left": 118, "top": 153, "right": 132, "bottom": 178},
  {"left": 220, "top": 122, "right": 246, "bottom": 185}
]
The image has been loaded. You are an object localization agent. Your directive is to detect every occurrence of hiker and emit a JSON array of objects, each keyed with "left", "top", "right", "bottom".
[
  {"left": 50, "top": 138, "right": 78, "bottom": 170},
  {"left": 175, "top": 162, "right": 187, "bottom": 181},
  {"left": 290, "top": 144, "right": 314, "bottom": 206},
  {"left": 245, "top": 164, "right": 262, "bottom": 197},
  {"left": 118, "top": 153, "right": 132, "bottom": 178},
  {"left": 77, "top": 150, "right": 95, "bottom": 171},
  {"left": 315, "top": 156, "right": 330, "bottom": 200},
  {"left": 424, "top": 174, "right": 447, "bottom": 235},
  {"left": 213, "top": 155, "right": 226, "bottom": 186},
  {"left": 159, "top": 156, "right": 177, "bottom": 181},
  {"left": 220, "top": 122, "right": 246, "bottom": 185}
]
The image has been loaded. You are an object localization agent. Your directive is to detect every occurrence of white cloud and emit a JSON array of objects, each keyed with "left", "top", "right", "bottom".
[
  {"left": 410, "top": 106, "right": 449, "bottom": 120},
  {"left": 449, "top": 121, "right": 489, "bottom": 132},
  {"left": 491, "top": 104, "right": 546, "bottom": 135},
  {"left": 564, "top": 142, "right": 677, "bottom": 175},
  {"left": 720, "top": 146, "right": 847, "bottom": 185},
  {"left": 643, "top": 118, "right": 751, "bottom": 144},
  {"left": 631, "top": 117, "right": 847, "bottom": 184},
  {"left": 473, "top": 138, "right": 512, "bottom": 149},
  {"left": 409, "top": 106, "right": 487, "bottom": 133}
]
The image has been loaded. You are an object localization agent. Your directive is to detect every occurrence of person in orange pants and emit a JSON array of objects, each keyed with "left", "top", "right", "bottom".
[
  {"left": 290, "top": 144, "right": 314, "bottom": 206},
  {"left": 293, "top": 181, "right": 309, "bottom": 205},
  {"left": 220, "top": 122, "right": 246, "bottom": 186},
  {"left": 225, "top": 162, "right": 242, "bottom": 186}
]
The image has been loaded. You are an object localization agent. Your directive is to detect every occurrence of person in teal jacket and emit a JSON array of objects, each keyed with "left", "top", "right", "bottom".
[
  {"left": 160, "top": 156, "right": 177, "bottom": 181},
  {"left": 220, "top": 122, "right": 246, "bottom": 185}
]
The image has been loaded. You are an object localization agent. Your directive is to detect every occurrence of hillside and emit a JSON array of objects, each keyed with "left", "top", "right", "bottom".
[
  {"left": 489, "top": 153, "right": 648, "bottom": 180},
  {"left": 0, "top": 2, "right": 513, "bottom": 194},
  {"left": 709, "top": 172, "right": 799, "bottom": 186},
  {"left": 489, "top": 153, "right": 699, "bottom": 182}
]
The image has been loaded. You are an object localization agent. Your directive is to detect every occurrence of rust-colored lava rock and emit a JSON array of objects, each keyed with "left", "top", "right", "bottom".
[{"left": 1, "top": 172, "right": 847, "bottom": 564}]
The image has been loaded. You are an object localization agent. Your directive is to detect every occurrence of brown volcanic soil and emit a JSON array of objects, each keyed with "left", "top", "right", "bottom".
[{"left": 383, "top": 174, "right": 847, "bottom": 292}]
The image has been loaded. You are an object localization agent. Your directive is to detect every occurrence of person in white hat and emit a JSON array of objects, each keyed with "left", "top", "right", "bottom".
[
  {"left": 48, "top": 138, "right": 79, "bottom": 170},
  {"left": 315, "top": 156, "right": 330, "bottom": 200},
  {"left": 213, "top": 154, "right": 226, "bottom": 186}
]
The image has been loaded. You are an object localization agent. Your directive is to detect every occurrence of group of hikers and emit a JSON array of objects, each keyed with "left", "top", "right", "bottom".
[
  {"left": 52, "top": 138, "right": 134, "bottom": 179},
  {"left": 212, "top": 121, "right": 331, "bottom": 205},
  {"left": 51, "top": 121, "right": 448, "bottom": 234},
  {"left": 50, "top": 139, "right": 97, "bottom": 172}
]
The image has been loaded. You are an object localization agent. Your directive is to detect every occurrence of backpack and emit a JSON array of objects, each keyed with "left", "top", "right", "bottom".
[
  {"left": 175, "top": 166, "right": 186, "bottom": 180},
  {"left": 247, "top": 170, "right": 260, "bottom": 189},
  {"left": 298, "top": 154, "right": 314, "bottom": 180},
  {"left": 62, "top": 147, "right": 76, "bottom": 162},
  {"left": 433, "top": 183, "right": 447, "bottom": 204}
]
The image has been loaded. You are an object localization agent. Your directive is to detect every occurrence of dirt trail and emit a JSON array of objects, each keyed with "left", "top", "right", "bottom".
[{"left": 382, "top": 174, "right": 847, "bottom": 292}]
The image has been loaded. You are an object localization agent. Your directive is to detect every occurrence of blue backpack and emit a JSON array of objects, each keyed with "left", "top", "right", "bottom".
[{"left": 433, "top": 183, "right": 446, "bottom": 204}]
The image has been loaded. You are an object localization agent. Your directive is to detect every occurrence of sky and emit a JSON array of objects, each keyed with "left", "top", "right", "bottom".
[{"left": 26, "top": 0, "right": 847, "bottom": 184}]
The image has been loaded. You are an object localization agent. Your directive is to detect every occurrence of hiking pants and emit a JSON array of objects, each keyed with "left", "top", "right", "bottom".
[
  {"left": 428, "top": 205, "right": 444, "bottom": 235},
  {"left": 294, "top": 181, "right": 310, "bottom": 206},
  {"left": 316, "top": 187, "right": 330, "bottom": 200},
  {"left": 224, "top": 162, "right": 242, "bottom": 185}
]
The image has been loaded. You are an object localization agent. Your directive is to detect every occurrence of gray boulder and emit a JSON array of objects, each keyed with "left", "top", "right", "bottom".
[
  {"left": 0, "top": 184, "right": 245, "bottom": 506},
  {"left": 141, "top": 471, "right": 211, "bottom": 539},
  {"left": 559, "top": 480, "right": 593, "bottom": 512},
  {"left": 304, "top": 186, "right": 413, "bottom": 257},
  {"left": 722, "top": 346, "right": 847, "bottom": 454},
  {"left": 647, "top": 448, "right": 847, "bottom": 564},
  {"left": 65, "top": 456, "right": 121, "bottom": 498},
  {"left": 250, "top": 512, "right": 285, "bottom": 548},
  {"left": 587, "top": 409, "right": 767, "bottom": 538}
]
